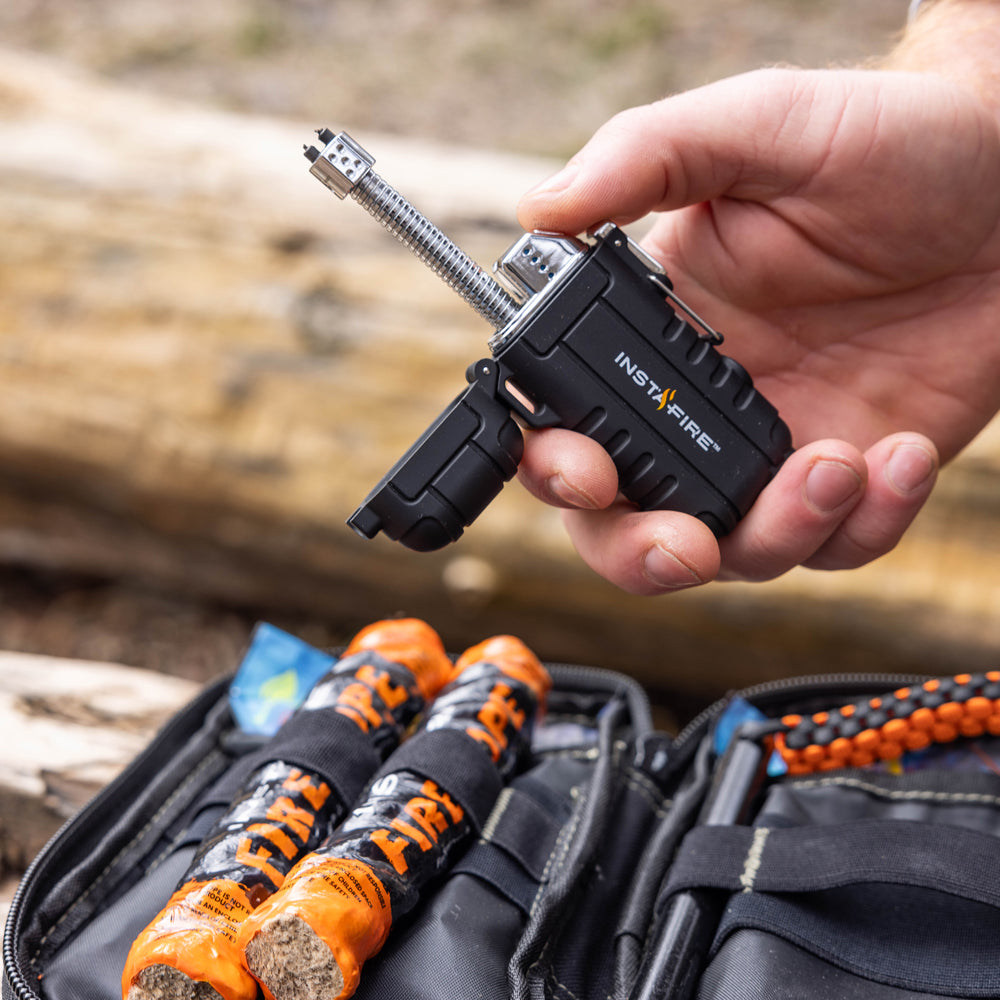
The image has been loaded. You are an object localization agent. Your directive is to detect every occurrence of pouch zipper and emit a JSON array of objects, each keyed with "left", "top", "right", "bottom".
[
  {"left": 670, "top": 671, "right": 934, "bottom": 758},
  {"left": 545, "top": 661, "right": 655, "bottom": 736}
]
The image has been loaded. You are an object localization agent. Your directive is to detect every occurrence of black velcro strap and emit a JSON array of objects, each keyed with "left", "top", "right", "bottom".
[
  {"left": 450, "top": 844, "right": 539, "bottom": 913},
  {"left": 665, "top": 818, "right": 1000, "bottom": 910},
  {"left": 213, "top": 711, "right": 381, "bottom": 814},
  {"left": 481, "top": 786, "right": 563, "bottom": 882},
  {"left": 374, "top": 728, "right": 503, "bottom": 832},
  {"left": 448, "top": 787, "right": 565, "bottom": 912}
]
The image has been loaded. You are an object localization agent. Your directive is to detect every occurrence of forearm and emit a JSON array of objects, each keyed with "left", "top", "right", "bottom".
[{"left": 884, "top": 0, "right": 1000, "bottom": 115}]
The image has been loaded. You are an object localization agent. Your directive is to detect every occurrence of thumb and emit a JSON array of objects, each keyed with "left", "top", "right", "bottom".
[{"left": 517, "top": 67, "right": 838, "bottom": 235}]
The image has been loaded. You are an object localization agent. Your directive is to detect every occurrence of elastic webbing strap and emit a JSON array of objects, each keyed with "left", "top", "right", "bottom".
[
  {"left": 450, "top": 787, "right": 566, "bottom": 912},
  {"left": 666, "top": 818, "right": 1000, "bottom": 909},
  {"left": 207, "top": 711, "right": 381, "bottom": 816},
  {"left": 371, "top": 727, "right": 503, "bottom": 832}
]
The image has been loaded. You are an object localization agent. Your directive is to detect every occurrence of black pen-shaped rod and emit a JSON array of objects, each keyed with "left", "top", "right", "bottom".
[{"left": 632, "top": 733, "right": 768, "bottom": 1000}]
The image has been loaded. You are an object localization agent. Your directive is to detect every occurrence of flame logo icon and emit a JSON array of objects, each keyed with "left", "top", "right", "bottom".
[{"left": 657, "top": 388, "right": 677, "bottom": 410}]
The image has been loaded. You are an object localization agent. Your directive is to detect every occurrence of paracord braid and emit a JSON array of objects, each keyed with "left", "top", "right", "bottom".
[{"left": 773, "top": 671, "right": 1000, "bottom": 775}]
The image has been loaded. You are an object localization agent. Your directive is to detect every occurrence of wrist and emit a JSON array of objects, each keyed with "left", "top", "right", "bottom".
[{"left": 884, "top": 0, "right": 1000, "bottom": 116}]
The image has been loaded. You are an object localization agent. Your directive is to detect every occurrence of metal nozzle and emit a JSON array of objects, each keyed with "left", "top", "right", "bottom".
[
  {"left": 304, "top": 129, "right": 519, "bottom": 330},
  {"left": 493, "top": 232, "right": 587, "bottom": 302},
  {"left": 304, "top": 130, "right": 375, "bottom": 200}
]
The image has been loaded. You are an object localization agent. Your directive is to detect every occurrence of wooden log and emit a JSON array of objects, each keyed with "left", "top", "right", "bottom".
[
  {"left": 0, "top": 651, "right": 199, "bottom": 878},
  {"left": 2, "top": 48, "right": 1000, "bottom": 709}
]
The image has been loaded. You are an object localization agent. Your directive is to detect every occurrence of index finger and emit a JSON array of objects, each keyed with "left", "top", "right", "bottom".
[{"left": 515, "top": 68, "right": 847, "bottom": 236}]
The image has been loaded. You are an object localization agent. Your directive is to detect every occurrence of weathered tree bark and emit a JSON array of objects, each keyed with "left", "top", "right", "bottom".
[
  {"left": 0, "top": 651, "right": 198, "bottom": 877},
  {"left": 2, "top": 47, "right": 1000, "bottom": 711}
]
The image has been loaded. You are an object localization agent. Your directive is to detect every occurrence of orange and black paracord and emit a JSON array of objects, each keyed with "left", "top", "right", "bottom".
[{"left": 773, "top": 672, "right": 1000, "bottom": 775}]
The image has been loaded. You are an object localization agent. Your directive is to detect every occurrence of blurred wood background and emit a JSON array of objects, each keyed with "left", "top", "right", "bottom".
[
  {"left": 2, "top": 0, "right": 999, "bottom": 733},
  {"left": 0, "top": 650, "right": 197, "bottom": 872}
]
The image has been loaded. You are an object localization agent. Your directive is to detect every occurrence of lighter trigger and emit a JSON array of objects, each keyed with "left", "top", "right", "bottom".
[{"left": 464, "top": 359, "right": 561, "bottom": 429}]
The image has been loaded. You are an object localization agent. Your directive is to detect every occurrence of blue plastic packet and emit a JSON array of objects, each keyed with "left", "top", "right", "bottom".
[
  {"left": 713, "top": 696, "right": 787, "bottom": 777},
  {"left": 228, "top": 623, "right": 336, "bottom": 736}
]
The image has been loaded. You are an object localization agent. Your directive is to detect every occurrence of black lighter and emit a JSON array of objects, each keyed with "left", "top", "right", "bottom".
[{"left": 304, "top": 130, "right": 792, "bottom": 551}]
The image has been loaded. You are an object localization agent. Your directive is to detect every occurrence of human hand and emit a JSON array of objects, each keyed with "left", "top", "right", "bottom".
[{"left": 516, "top": 67, "right": 1000, "bottom": 594}]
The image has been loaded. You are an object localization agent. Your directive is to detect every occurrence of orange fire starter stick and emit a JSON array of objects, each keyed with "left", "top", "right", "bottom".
[
  {"left": 238, "top": 634, "right": 551, "bottom": 1000},
  {"left": 121, "top": 618, "right": 452, "bottom": 1000}
]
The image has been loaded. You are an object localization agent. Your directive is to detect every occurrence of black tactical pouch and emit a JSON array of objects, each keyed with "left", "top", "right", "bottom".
[{"left": 6, "top": 640, "right": 1000, "bottom": 1000}]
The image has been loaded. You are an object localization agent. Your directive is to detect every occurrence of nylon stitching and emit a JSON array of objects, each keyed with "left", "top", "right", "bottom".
[
  {"left": 524, "top": 738, "right": 631, "bottom": 990},
  {"left": 546, "top": 971, "right": 582, "bottom": 999},
  {"left": 618, "top": 767, "right": 671, "bottom": 817},
  {"left": 518, "top": 761, "right": 667, "bottom": 998},
  {"left": 544, "top": 964, "right": 613, "bottom": 1000},
  {"left": 521, "top": 781, "right": 588, "bottom": 996},
  {"left": 739, "top": 826, "right": 770, "bottom": 893},
  {"left": 31, "top": 747, "right": 226, "bottom": 963},
  {"left": 479, "top": 786, "right": 514, "bottom": 844},
  {"left": 543, "top": 958, "right": 615, "bottom": 1000},
  {"left": 792, "top": 774, "right": 1000, "bottom": 806},
  {"left": 541, "top": 747, "right": 600, "bottom": 762},
  {"left": 530, "top": 784, "right": 584, "bottom": 916}
]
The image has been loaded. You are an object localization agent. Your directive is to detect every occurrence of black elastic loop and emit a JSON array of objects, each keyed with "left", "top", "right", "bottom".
[
  {"left": 210, "top": 711, "right": 381, "bottom": 816},
  {"left": 665, "top": 818, "right": 1000, "bottom": 910},
  {"left": 372, "top": 727, "right": 503, "bottom": 832}
]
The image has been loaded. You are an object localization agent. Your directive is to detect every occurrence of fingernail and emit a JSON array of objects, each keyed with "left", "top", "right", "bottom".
[
  {"left": 524, "top": 161, "right": 580, "bottom": 199},
  {"left": 545, "top": 473, "right": 599, "bottom": 509},
  {"left": 804, "top": 460, "right": 863, "bottom": 513},
  {"left": 886, "top": 442, "right": 936, "bottom": 494},
  {"left": 642, "top": 544, "right": 704, "bottom": 591}
]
